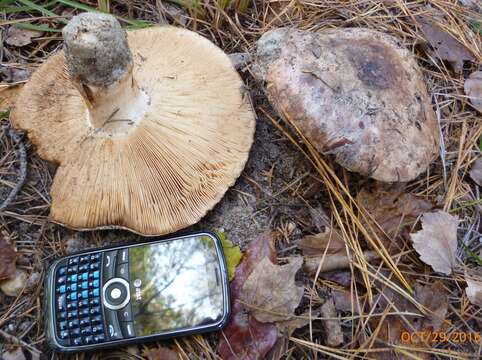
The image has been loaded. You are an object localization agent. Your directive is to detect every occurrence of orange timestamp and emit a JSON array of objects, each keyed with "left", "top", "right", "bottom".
[{"left": 400, "top": 331, "right": 480, "bottom": 344}]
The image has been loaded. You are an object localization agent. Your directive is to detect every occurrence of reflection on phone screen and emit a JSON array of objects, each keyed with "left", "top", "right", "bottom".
[{"left": 129, "top": 235, "right": 224, "bottom": 336}]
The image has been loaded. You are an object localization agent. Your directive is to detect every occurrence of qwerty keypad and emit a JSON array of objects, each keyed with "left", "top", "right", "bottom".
[
  {"left": 55, "top": 253, "right": 104, "bottom": 346},
  {"left": 53, "top": 249, "right": 135, "bottom": 347}
]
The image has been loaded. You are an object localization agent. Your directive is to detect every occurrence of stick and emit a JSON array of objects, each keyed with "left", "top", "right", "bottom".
[
  {"left": 0, "top": 328, "right": 41, "bottom": 354},
  {"left": 0, "top": 127, "right": 27, "bottom": 212},
  {"left": 303, "top": 250, "right": 379, "bottom": 275}
]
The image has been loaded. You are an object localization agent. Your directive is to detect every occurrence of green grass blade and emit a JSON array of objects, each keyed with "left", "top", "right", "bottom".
[
  {"left": 15, "top": 23, "right": 61, "bottom": 32},
  {"left": 17, "top": 0, "right": 68, "bottom": 23},
  {"left": 1, "top": 6, "right": 36, "bottom": 13},
  {"left": 98, "top": 0, "right": 109, "bottom": 13},
  {"left": 0, "top": 0, "right": 17, "bottom": 7},
  {"left": 471, "top": 20, "right": 482, "bottom": 35},
  {"left": 56, "top": 0, "right": 97, "bottom": 12},
  {"left": 56, "top": 0, "right": 151, "bottom": 28}
]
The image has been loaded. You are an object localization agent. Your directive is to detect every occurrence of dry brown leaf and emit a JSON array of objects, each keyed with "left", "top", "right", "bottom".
[
  {"left": 142, "top": 346, "right": 179, "bottom": 360},
  {"left": 464, "top": 71, "right": 482, "bottom": 113},
  {"left": 357, "top": 183, "right": 434, "bottom": 252},
  {"left": 5, "top": 26, "right": 43, "bottom": 47},
  {"left": 410, "top": 210, "right": 459, "bottom": 275},
  {"left": 0, "top": 269, "right": 28, "bottom": 297},
  {"left": 299, "top": 226, "right": 345, "bottom": 256},
  {"left": 419, "top": 20, "right": 475, "bottom": 72},
  {"left": 332, "top": 289, "right": 360, "bottom": 314},
  {"left": 0, "top": 233, "right": 17, "bottom": 281},
  {"left": 240, "top": 257, "right": 304, "bottom": 323},
  {"left": 0, "top": 67, "right": 31, "bottom": 83},
  {"left": 465, "top": 276, "right": 482, "bottom": 307},
  {"left": 371, "top": 280, "right": 448, "bottom": 360},
  {"left": 276, "top": 308, "right": 321, "bottom": 337},
  {"left": 320, "top": 297, "right": 343, "bottom": 347},
  {"left": 0, "top": 85, "right": 24, "bottom": 113},
  {"left": 1, "top": 348, "right": 26, "bottom": 360},
  {"left": 218, "top": 232, "right": 278, "bottom": 360},
  {"left": 469, "top": 157, "right": 482, "bottom": 186}
]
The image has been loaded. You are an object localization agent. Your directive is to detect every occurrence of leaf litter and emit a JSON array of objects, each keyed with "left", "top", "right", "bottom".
[
  {"left": 469, "top": 156, "right": 482, "bottom": 185},
  {"left": 5, "top": 26, "right": 43, "bottom": 47},
  {"left": 357, "top": 182, "right": 434, "bottom": 252},
  {"left": 218, "top": 231, "right": 242, "bottom": 281},
  {"left": 370, "top": 280, "right": 449, "bottom": 359},
  {"left": 0, "top": 233, "right": 17, "bottom": 281},
  {"left": 464, "top": 71, "right": 482, "bottom": 113},
  {"left": 418, "top": 17, "right": 475, "bottom": 72},
  {"left": 410, "top": 210, "right": 459, "bottom": 275},
  {"left": 142, "top": 346, "right": 179, "bottom": 360},
  {"left": 240, "top": 256, "right": 304, "bottom": 323},
  {"left": 218, "top": 232, "right": 278, "bottom": 360}
]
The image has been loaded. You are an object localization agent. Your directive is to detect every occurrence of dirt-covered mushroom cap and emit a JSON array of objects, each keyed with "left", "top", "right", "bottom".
[
  {"left": 11, "top": 13, "right": 255, "bottom": 235},
  {"left": 255, "top": 28, "right": 439, "bottom": 182}
]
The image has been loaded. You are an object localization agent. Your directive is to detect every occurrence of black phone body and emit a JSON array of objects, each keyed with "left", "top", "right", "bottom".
[{"left": 44, "top": 232, "right": 230, "bottom": 352}]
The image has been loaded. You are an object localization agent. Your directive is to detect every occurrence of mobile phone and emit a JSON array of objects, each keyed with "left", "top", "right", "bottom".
[{"left": 44, "top": 232, "right": 230, "bottom": 352}]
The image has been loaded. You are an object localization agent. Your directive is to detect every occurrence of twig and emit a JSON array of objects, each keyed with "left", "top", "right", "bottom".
[
  {"left": 0, "top": 127, "right": 27, "bottom": 212},
  {"left": 0, "top": 328, "right": 41, "bottom": 354}
]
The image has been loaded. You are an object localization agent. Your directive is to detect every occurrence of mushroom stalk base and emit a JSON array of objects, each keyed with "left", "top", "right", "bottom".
[{"left": 78, "top": 67, "right": 150, "bottom": 134}]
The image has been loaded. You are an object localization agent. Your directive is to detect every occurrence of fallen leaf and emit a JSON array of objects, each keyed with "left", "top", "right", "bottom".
[
  {"left": 0, "top": 233, "right": 17, "bottom": 281},
  {"left": 469, "top": 157, "right": 482, "bottom": 185},
  {"left": 299, "top": 226, "right": 345, "bottom": 256},
  {"left": 410, "top": 211, "right": 459, "bottom": 275},
  {"left": 0, "top": 85, "right": 24, "bottom": 113},
  {"left": 465, "top": 71, "right": 482, "bottom": 113},
  {"left": 218, "top": 231, "right": 242, "bottom": 281},
  {"left": 320, "top": 297, "right": 343, "bottom": 347},
  {"left": 5, "top": 26, "right": 43, "bottom": 47},
  {"left": 1, "top": 348, "right": 26, "bottom": 360},
  {"left": 218, "top": 232, "right": 279, "bottom": 360},
  {"left": 276, "top": 308, "right": 321, "bottom": 336},
  {"left": 357, "top": 183, "right": 434, "bottom": 252},
  {"left": 0, "top": 66, "right": 31, "bottom": 83},
  {"left": 465, "top": 276, "right": 482, "bottom": 307},
  {"left": 419, "top": 20, "right": 475, "bottom": 72},
  {"left": 142, "top": 346, "right": 179, "bottom": 360},
  {"left": 319, "top": 271, "right": 353, "bottom": 287},
  {"left": 332, "top": 289, "right": 360, "bottom": 314},
  {"left": 0, "top": 269, "right": 28, "bottom": 297},
  {"left": 240, "top": 257, "right": 304, "bottom": 323},
  {"left": 371, "top": 280, "right": 448, "bottom": 359}
]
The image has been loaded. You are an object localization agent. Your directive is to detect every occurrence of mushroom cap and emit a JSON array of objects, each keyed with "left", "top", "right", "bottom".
[
  {"left": 11, "top": 26, "right": 255, "bottom": 235},
  {"left": 256, "top": 28, "right": 439, "bottom": 182}
]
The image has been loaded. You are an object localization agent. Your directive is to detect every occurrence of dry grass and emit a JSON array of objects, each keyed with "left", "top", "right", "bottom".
[{"left": 1, "top": 0, "right": 481, "bottom": 359}]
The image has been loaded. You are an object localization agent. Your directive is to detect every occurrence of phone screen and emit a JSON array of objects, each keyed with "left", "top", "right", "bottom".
[{"left": 128, "top": 235, "right": 225, "bottom": 336}]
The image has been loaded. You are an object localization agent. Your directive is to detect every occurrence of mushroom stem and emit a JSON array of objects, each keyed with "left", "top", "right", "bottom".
[{"left": 63, "top": 13, "right": 147, "bottom": 131}]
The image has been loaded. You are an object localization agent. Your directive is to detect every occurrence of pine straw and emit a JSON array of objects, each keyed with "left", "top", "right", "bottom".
[{"left": 1, "top": 0, "right": 481, "bottom": 359}]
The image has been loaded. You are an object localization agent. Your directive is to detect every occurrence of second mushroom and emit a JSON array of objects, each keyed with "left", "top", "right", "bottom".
[{"left": 255, "top": 28, "right": 440, "bottom": 182}]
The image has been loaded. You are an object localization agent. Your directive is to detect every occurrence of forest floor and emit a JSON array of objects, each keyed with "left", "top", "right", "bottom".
[{"left": 0, "top": 1, "right": 481, "bottom": 359}]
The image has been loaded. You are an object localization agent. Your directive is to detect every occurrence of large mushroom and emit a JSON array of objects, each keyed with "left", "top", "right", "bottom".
[
  {"left": 11, "top": 13, "right": 255, "bottom": 235},
  {"left": 255, "top": 28, "right": 439, "bottom": 182}
]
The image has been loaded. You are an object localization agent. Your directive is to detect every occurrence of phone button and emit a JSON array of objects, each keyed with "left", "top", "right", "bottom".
[
  {"left": 120, "top": 321, "right": 135, "bottom": 338},
  {"left": 103, "top": 251, "right": 117, "bottom": 281},
  {"left": 104, "top": 309, "right": 123, "bottom": 341},
  {"left": 103, "top": 278, "right": 130, "bottom": 310},
  {"left": 118, "top": 304, "right": 133, "bottom": 322},
  {"left": 116, "top": 263, "right": 129, "bottom": 281},
  {"left": 118, "top": 249, "right": 129, "bottom": 264}
]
